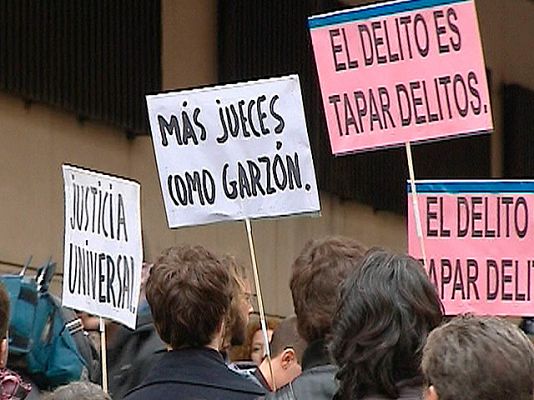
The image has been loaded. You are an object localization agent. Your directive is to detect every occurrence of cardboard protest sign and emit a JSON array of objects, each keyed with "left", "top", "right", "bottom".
[
  {"left": 62, "top": 165, "right": 142, "bottom": 329},
  {"left": 309, "top": 0, "right": 493, "bottom": 154},
  {"left": 146, "top": 75, "right": 320, "bottom": 228},
  {"left": 408, "top": 180, "right": 534, "bottom": 316}
]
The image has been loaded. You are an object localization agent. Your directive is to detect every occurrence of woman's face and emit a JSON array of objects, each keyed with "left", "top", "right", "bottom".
[{"left": 250, "top": 328, "right": 273, "bottom": 366}]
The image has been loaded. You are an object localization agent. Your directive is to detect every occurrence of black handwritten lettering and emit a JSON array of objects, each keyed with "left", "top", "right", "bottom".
[
  {"left": 67, "top": 242, "right": 137, "bottom": 311},
  {"left": 167, "top": 170, "right": 216, "bottom": 206},
  {"left": 447, "top": 8, "right": 461, "bottom": 51},
  {"left": 270, "top": 95, "right": 285, "bottom": 134},
  {"left": 329, "top": 28, "right": 346, "bottom": 71},
  {"left": 71, "top": 182, "right": 129, "bottom": 242}
]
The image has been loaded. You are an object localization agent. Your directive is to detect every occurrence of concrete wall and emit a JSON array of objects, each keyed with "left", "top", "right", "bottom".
[{"left": 0, "top": 0, "right": 533, "bottom": 316}]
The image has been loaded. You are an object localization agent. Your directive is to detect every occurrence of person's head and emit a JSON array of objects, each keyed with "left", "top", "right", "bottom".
[
  {"left": 290, "top": 236, "right": 367, "bottom": 343},
  {"left": 0, "top": 283, "right": 10, "bottom": 368},
  {"left": 259, "top": 315, "right": 307, "bottom": 390},
  {"left": 44, "top": 381, "right": 110, "bottom": 400},
  {"left": 422, "top": 315, "right": 534, "bottom": 400},
  {"left": 249, "top": 321, "right": 276, "bottom": 366},
  {"left": 221, "top": 255, "right": 253, "bottom": 350},
  {"left": 146, "top": 244, "right": 232, "bottom": 350},
  {"left": 331, "top": 248, "right": 443, "bottom": 400}
]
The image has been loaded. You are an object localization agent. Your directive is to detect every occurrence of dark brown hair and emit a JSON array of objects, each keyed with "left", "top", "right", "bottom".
[
  {"left": 270, "top": 315, "right": 307, "bottom": 363},
  {"left": 422, "top": 315, "right": 534, "bottom": 400},
  {"left": 331, "top": 249, "right": 443, "bottom": 400},
  {"left": 290, "top": 236, "right": 367, "bottom": 343},
  {"left": 146, "top": 245, "right": 232, "bottom": 349},
  {"left": 0, "top": 283, "right": 9, "bottom": 339}
]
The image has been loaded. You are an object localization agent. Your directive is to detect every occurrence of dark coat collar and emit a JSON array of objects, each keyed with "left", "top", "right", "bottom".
[
  {"left": 301, "top": 339, "right": 332, "bottom": 370},
  {"left": 132, "top": 347, "right": 265, "bottom": 395}
]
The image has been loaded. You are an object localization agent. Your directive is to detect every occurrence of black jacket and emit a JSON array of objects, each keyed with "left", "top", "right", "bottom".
[
  {"left": 108, "top": 308, "right": 166, "bottom": 399},
  {"left": 264, "top": 339, "right": 337, "bottom": 400},
  {"left": 359, "top": 377, "right": 425, "bottom": 400},
  {"left": 124, "top": 347, "right": 267, "bottom": 400}
]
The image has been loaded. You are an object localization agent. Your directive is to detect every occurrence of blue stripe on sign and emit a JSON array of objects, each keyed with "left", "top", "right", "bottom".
[
  {"left": 406, "top": 181, "right": 534, "bottom": 194},
  {"left": 308, "top": 0, "right": 469, "bottom": 29}
]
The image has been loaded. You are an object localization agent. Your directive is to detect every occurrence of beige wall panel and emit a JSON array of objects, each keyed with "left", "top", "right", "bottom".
[
  {"left": 162, "top": 0, "right": 217, "bottom": 90},
  {"left": 0, "top": 94, "right": 131, "bottom": 271}
]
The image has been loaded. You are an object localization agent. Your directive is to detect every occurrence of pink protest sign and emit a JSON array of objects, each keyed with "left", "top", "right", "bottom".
[
  {"left": 309, "top": 0, "right": 493, "bottom": 154},
  {"left": 408, "top": 181, "right": 534, "bottom": 316}
]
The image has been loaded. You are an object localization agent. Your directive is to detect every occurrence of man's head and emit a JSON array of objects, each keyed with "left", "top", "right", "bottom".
[
  {"left": 221, "top": 255, "right": 253, "bottom": 349},
  {"left": 330, "top": 249, "right": 443, "bottom": 399},
  {"left": 146, "top": 245, "right": 232, "bottom": 349},
  {"left": 422, "top": 315, "right": 534, "bottom": 400},
  {"left": 0, "top": 283, "right": 9, "bottom": 368},
  {"left": 290, "top": 236, "right": 366, "bottom": 343},
  {"left": 259, "top": 315, "right": 307, "bottom": 390}
]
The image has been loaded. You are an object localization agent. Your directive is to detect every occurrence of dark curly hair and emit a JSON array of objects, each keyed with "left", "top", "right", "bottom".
[{"left": 330, "top": 248, "right": 443, "bottom": 400}]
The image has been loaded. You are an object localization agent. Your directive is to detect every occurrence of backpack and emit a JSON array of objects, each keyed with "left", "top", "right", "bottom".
[{"left": 0, "top": 259, "right": 100, "bottom": 389}]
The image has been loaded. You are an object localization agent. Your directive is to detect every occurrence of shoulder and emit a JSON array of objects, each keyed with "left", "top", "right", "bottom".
[{"left": 125, "top": 350, "right": 266, "bottom": 399}]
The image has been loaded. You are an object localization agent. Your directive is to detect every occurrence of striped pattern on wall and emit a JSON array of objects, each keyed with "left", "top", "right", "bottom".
[{"left": 0, "top": 0, "right": 161, "bottom": 136}]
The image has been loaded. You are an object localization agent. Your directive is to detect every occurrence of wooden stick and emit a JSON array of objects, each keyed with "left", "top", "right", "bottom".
[
  {"left": 245, "top": 218, "right": 276, "bottom": 391},
  {"left": 405, "top": 142, "right": 428, "bottom": 267},
  {"left": 99, "top": 317, "right": 108, "bottom": 394}
]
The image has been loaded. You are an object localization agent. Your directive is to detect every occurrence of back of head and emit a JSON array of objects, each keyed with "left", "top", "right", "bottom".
[
  {"left": 45, "top": 381, "right": 110, "bottom": 400},
  {"left": 290, "top": 236, "right": 366, "bottom": 343},
  {"left": 422, "top": 315, "right": 534, "bottom": 400},
  {"left": 331, "top": 248, "right": 443, "bottom": 400},
  {"left": 146, "top": 244, "right": 231, "bottom": 349},
  {"left": 270, "top": 315, "right": 307, "bottom": 362}
]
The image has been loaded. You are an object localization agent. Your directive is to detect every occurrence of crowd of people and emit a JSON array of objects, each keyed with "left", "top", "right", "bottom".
[{"left": 0, "top": 236, "right": 533, "bottom": 399}]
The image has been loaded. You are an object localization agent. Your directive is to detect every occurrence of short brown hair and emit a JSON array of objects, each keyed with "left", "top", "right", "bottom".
[
  {"left": 270, "top": 315, "right": 307, "bottom": 363},
  {"left": 331, "top": 249, "right": 443, "bottom": 399},
  {"left": 0, "top": 283, "right": 9, "bottom": 339},
  {"left": 422, "top": 315, "right": 534, "bottom": 400},
  {"left": 146, "top": 245, "right": 232, "bottom": 349},
  {"left": 290, "top": 236, "right": 366, "bottom": 343}
]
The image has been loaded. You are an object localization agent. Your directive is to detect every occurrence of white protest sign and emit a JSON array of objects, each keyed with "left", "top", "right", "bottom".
[
  {"left": 146, "top": 75, "right": 320, "bottom": 228},
  {"left": 62, "top": 165, "right": 142, "bottom": 329}
]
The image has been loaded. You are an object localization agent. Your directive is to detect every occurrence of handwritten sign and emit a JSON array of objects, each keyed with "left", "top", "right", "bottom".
[
  {"left": 62, "top": 165, "right": 142, "bottom": 329},
  {"left": 408, "top": 180, "right": 534, "bottom": 316},
  {"left": 309, "top": 0, "right": 493, "bottom": 154},
  {"left": 146, "top": 75, "right": 320, "bottom": 228}
]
